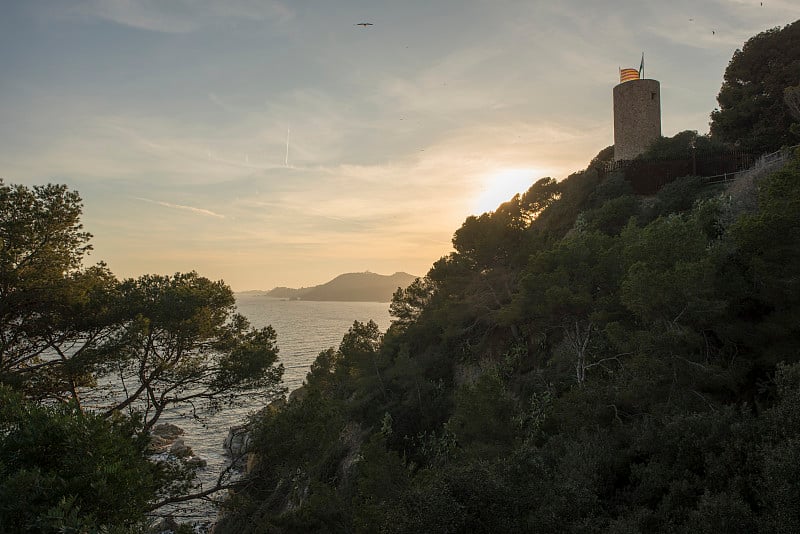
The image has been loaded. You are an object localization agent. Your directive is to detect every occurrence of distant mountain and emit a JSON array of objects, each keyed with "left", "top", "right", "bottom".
[
  {"left": 265, "top": 272, "right": 418, "bottom": 302},
  {"left": 263, "top": 286, "right": 310, "bottom": 299}
]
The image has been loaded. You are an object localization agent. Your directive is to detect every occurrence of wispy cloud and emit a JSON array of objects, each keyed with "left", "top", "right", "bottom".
[
  {"left": 134, "top": 197, "right": 225, "bottom": 218},
  {"left": 9, "top": 0, "right": 800, "bottom": 290},
  {"left": 62, "top": 0, "right": 294, "bottom": 33},
  {"left": 375, "top": 45, "right": 506, "bottom": 113}
]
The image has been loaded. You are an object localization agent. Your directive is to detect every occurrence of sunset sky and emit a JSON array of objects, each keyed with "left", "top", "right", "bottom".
[{"left": 2, "top": 1, "right": 798, "bottom": 290}]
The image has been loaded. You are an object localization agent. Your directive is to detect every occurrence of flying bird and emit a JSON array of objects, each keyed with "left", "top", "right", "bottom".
[{"left": 355, "top": 22, "right": 373, "bottom": 27}]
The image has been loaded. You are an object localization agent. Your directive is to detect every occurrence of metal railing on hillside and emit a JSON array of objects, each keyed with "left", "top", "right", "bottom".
[
  {"left": 597, "top": 145, "right": 798, "bottom": 194},
  {"left": 702, "top": 144, "right": 800, "bottom": 185}
]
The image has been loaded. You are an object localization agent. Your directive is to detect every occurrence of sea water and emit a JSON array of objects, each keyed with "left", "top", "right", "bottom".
[
  {"left": 235, "top": 295, "right": 392, "bottom": 392},
  {"left": 157, "top": 295, "right": 392, "bottom": 525}
]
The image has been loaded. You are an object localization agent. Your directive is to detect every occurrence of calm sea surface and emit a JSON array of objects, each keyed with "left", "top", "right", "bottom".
[
  {"left": 159, "top": 296, "right": 391, "bottom": 524},
  {"left": 235, "top": 295, "right": 392, "bottom": 392}
]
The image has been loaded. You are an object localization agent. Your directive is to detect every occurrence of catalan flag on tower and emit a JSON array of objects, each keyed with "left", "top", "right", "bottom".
[{"left": 619, "top": 68, "right": 640, "bottom": 83}]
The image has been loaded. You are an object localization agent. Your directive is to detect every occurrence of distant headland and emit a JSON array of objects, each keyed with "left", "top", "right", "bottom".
[{"left": 240, "top": 271, "right": 418, "bottom": 302}]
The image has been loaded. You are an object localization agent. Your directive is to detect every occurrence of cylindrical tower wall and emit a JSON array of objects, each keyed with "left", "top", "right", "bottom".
[{"left": 613, "top": 79, "right": 661, "bottom": 161}]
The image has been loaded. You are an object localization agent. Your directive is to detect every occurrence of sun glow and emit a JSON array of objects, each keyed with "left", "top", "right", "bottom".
[{"left": 472, "top": 168, "right": 542, "bottom": 215}]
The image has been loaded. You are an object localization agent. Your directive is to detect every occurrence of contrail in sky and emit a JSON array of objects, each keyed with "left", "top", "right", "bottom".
[
  {"left": 285, "top": 124, "right": 290, "bottom": 167},
  {"left": 134, "top": 197, "right": 225, "bottom": 219}
]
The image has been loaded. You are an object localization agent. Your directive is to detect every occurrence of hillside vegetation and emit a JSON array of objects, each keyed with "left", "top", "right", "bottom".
[
  {"left": 216, "top": 144, "right": 800, "bottom": 534},
  {"left": 215, "top": 21, "right": 800, "bottom": 534}
]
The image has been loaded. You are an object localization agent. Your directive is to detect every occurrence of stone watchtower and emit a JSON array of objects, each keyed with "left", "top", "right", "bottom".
[{"left": 613, "top": 67, "right": 661, "bottom": 161}]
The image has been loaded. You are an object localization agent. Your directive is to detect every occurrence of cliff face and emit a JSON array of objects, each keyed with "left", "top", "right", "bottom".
[{"left": 267, "top": 272, "right": 418, "bottom": 302}]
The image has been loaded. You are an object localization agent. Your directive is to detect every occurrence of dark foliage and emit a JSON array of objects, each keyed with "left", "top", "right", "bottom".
[
  {"left": 220, "top": 142, "right": 800, "bottom": 532},
  {"left": 0, "top": 180, "right": 285, "bottom": 530},
  {"left": 710, "top": 19, "right": 800, "bottom": 152}
]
